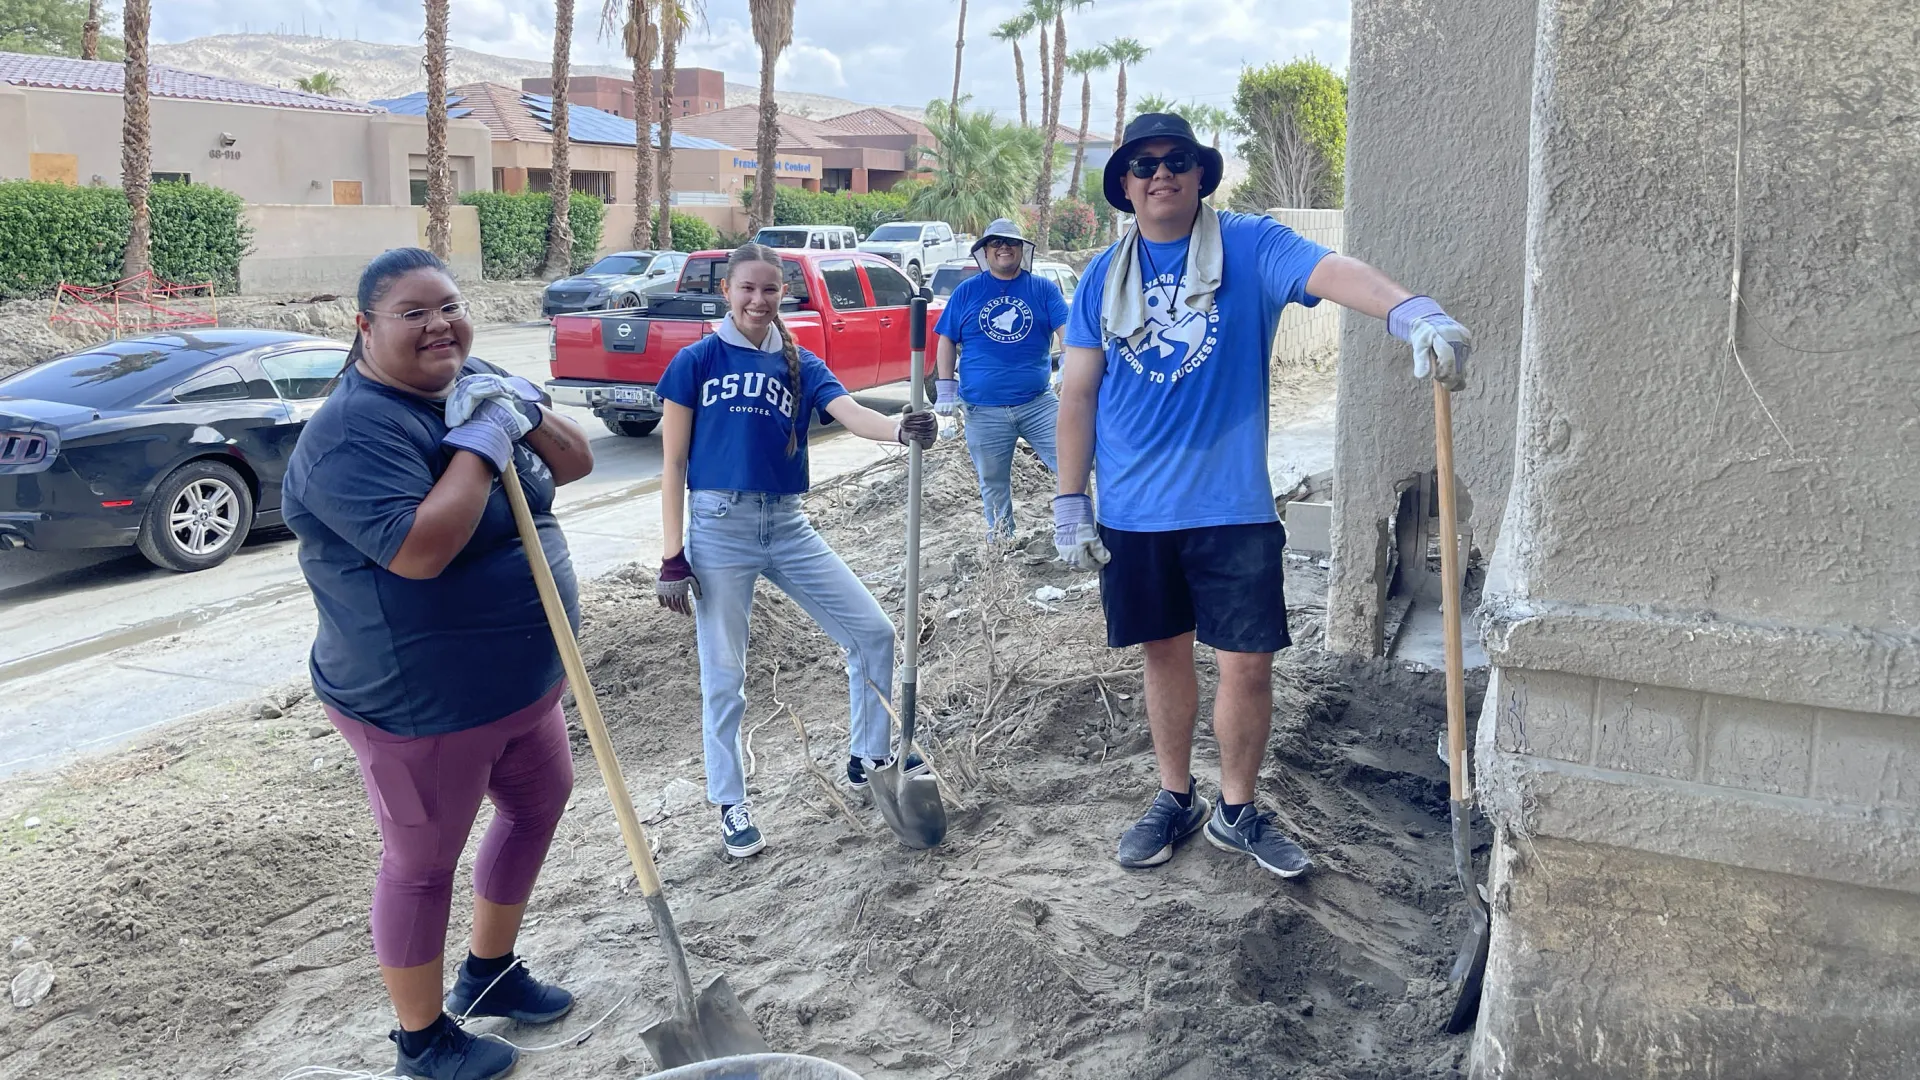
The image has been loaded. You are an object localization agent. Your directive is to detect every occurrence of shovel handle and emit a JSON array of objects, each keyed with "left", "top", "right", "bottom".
[
  {"left": 1432, "top": 382, "right": 1470, "bottom": 802},
  {"left": 899, "top": 297, "right": 928, "bottom": 749},
  {"left": 501, "top": 459, "right": 667, "bottom": 900}
]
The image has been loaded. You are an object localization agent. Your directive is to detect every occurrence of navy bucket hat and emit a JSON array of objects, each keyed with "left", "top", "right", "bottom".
[{"left": 1102, "top": 112, "right": 1224, "bottom": 213}]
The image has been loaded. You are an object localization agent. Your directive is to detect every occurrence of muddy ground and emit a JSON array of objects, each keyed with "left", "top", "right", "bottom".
[
  {"left": 0, "top": 280, "right": 547, "bottom": 380},
  {"left": 0, "top": 425, "right": 1484, "bottom": 1080}
]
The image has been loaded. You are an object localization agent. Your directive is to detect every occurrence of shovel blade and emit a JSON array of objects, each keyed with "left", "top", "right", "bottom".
[
  {"left": 868, "top": 765, "right": 947, "bottom": 850},
  {"left": 639, "top": 974, "right": 771, "bottom": 1071},
  {"left": 1442, "top": 799, "right": 1490, "bottom": 1034}
]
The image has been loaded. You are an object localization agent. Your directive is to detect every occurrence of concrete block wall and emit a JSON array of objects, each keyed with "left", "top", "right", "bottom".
[
  {"left": 238, "top": 205, "right": 482, "bottom": 295},
  {"left": 1267, "top": 208, "right": 1344, "bottom": 369},
  {"left": 1325, "top": 0, "right": 1535, "bottom": 656}
]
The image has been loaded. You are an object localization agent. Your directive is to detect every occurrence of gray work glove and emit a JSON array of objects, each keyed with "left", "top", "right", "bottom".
[
  {"left": 446, "top": 372, "right": 545, "bottom": 432},
  {"left": 657, "top": 552, "right": 699, "bottom": 616},
  {"left": 933, "top": 378, "right": 960, "bottom": 417},
  {"left": 1052, "top": 493, "right": 1111, "bottom": 570},
  {"left": 1388, "top": 296, "right": 1472, "bottom": 392},
  {"left": 442, "top": 399, "right": 526, "bottom": 473},
  {"left": 897, "top": 410, "right": 937, "bottom": 450}
]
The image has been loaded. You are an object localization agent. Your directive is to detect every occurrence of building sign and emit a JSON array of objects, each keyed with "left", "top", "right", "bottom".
[{"left": 730, "top": 155, "right": 815, "bottom": 176}]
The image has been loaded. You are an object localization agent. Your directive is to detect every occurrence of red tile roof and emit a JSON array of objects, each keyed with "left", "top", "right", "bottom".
[
  {"left": 820, "top": 107, "right": 932, "bottom": 142},
  {"left": 675, "top": 104, "right": 857, "bottom": 151},
  {"left": 448, "top": 82, "right": 553, "bottom": 143},
  {"left": 0, "top": 50, "right": 380, "bottom": 114}
]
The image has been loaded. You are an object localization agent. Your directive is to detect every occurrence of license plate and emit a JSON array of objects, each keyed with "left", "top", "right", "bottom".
[{"left": 610, "top": 386, "right": 656, "bottom": 407}]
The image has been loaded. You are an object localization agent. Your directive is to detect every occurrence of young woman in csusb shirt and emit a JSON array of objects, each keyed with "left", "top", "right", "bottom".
[{"left": 653, "top": 242, "right": 937, "bottom": 857}]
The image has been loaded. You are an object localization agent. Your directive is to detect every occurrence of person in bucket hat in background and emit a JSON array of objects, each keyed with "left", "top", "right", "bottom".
[
  {"left": 1055, "top": 113, "right": 1472, "bottom": 878},
  {"left": 933, "top": 217, "right": 1072, "bottom": 539}
]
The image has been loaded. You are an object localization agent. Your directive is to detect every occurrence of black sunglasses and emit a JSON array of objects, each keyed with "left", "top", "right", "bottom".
[
  {"left": 984, "top": 238, "right": 1023, "bottom": 250},
  {"left": 1127, "top": 149, "right": 1200, "bottom": 179}
]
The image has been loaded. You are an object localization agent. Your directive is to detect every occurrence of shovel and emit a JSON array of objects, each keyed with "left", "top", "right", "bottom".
[
  {"left": 499, "top": 457, "right": 770, "bottom": 1068},
  {"left": 1431, "top": 381, "right": 1491, "bottom": 1034},
  {"left": 866, "top": 296, "right": 949, "bottom": 850}
]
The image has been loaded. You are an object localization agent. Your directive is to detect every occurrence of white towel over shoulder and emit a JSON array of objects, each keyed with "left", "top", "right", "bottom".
[{"left": 1100, "top": 204, "right": 1226, "bottom": 347}]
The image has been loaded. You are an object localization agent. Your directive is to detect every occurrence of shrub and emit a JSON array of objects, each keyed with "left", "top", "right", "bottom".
[
  {"left": 460, "top": 190, "right": 606, "bottom": 277},
  {"left": 0, "top": 182, "right": 130, "bottom": 297},
  {"left": 1049, "top": 199, "right": 1099, "bottom": 250},
  {"left": 749, "top": 186, "right": 913, "bottom": 237},
  {"left": 647, "top": 210, "right": 718, "bottom": 253},
  {"left": 149, "top": 182, "right": 252, "bottom": 292}
]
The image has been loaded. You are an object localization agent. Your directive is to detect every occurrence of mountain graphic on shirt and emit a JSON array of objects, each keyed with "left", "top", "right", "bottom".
[{"left": 1128, "top": 307, "right": 1212, "bottom": 366}]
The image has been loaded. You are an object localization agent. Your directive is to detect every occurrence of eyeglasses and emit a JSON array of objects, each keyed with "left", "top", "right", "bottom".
[
  {"left": 1127, "top": 149, "right": 1199, "bottom": 180},
  {"left": 984, "top": 239, "right": 1023, "bottom": 251},
  {"left": 368, "top": 301, "right": 470, "bottom": 328}
]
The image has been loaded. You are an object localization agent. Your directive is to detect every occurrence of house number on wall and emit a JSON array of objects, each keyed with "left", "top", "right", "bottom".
[{"left": 207, "top": 150, "right": 242, "bottom": 160}]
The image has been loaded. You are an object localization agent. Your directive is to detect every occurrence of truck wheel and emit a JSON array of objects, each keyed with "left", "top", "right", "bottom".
[
  {"left": 603, "top": 416, "right": 660, "bottom": 437},
  {"left": 136, "top": 459, "right": 254, "bottom": 573},
  {"left": 907, "top": 262, "right": 923, "bottom": 287}
]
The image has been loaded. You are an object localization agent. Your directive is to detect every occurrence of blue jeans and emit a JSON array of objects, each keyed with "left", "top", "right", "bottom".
[
  {"left": 686, "top": 490, "right": 896, "bottom": 805},
  {"left": 962, "top": 391, "right": 1060, "bottom": 538}
]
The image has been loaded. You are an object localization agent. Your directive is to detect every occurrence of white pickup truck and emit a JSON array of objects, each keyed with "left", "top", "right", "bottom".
[{"left": 856, "top": 221, "right": 965, "bottom": 287}]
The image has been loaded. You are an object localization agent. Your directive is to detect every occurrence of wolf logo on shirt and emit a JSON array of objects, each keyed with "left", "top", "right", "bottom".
[
  {"left": 979, "top": 295, "right": 1035, "bottom": 345},
  {"left": 1116, "top": 282, "right": 1219, "bottom": 386}
]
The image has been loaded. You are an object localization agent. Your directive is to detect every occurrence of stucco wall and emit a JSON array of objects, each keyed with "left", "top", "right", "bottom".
[
  {"left": 1325, "top": 0, "right": 1535, "bottom": 655},
  {"left": 0, "top": 87, "right": 488, "bottom": 206},
  {"left": 238, "top": 204, "right": 482, "bottom": 295}
]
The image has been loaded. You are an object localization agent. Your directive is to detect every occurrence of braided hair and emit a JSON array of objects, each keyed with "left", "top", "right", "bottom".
[{"left": 724, "top": 242, "right": 805, "bottom": 457}]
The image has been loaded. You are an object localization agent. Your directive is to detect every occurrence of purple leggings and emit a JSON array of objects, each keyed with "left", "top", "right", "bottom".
[{"left": 328, "top": 682, "right": 574, "bottom": 969}]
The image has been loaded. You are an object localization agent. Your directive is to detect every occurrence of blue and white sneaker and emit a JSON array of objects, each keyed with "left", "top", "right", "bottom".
[
  {"left": 1116, "top": 784, "right": 1212, "bottom": 868},
  {"left": 720, "top": 802, "right": 765, "bottom": 858},
  {"left": 846, "top": 752, "right": 927, "bottom": 790},
  {"left": 1205, "top": 803, "right": 1313, "bottom": 878}
]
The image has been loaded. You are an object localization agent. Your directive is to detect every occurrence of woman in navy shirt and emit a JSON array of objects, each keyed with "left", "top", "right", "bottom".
[
  {"left": 281, "top": 248, "right": 594, "bottom": 1080},
  {"left": 655, "top": 242, "right": 937, "bottom": 857}
]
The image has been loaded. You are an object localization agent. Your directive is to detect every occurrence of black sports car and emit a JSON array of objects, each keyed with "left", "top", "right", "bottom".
[{"left": 0, "top": 329, "right": 350, "bottom": 572}]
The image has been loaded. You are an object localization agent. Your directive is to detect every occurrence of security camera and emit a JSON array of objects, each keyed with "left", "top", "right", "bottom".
[{"left": 219, "top": 132, "right": 238, "bottom": 147}]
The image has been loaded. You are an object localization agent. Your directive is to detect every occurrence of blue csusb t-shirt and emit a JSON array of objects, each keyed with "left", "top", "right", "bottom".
[
  {"left": 656, "top": 332, "right": 849, "bottom": 494},
  {"left": 1067, "top": 210, "right": 1332, "bottom": 532},
  {"left": 934, "top": 268, "right": 1071, "bottom": 407},
  {"left": 281, "top": 359, "right": 580, "bottom": 738}
]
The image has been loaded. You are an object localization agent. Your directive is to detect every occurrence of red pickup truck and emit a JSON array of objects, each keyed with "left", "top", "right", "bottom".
[{"left": 546, "top": 249, "right": 943, "bottom": 436}]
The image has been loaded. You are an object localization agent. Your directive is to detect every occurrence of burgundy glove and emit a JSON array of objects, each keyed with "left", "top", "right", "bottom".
[
  {"left": 896, "top": 409, "right": 937, "bottom": 450},
  {"left": 657, "top": 552, "right": 699, "bottom": 616}
]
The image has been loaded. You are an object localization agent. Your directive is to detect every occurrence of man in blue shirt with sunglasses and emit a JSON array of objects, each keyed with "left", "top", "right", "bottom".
[{"left": 1055, "top": 112, "right": 1473, "bottom": 878}]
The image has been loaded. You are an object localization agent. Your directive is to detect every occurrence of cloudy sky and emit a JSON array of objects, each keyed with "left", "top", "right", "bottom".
[{"left": 152, "top": 0, "right": 1348, "bottom": 118}]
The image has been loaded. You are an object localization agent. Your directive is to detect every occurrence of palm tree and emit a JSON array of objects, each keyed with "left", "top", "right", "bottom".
[
  {"left": 1026, "top": 0, "right": 1051, "bottom": 139},
  {"left": 82, "top": 0, "right": 102, "bottom": 60},
  {"left": 603, "top": 0, "right": 657, "bottom": 249},
  {"left": 120, "top": 0, "right": 151, "bottom": 277},
  {"left": 1064, "top": 48, "right": 1109, "bottom": 202},
  {"left": 1030, "top": 0, "right": 1090, "bottom": 252},
  {"left": 654, "top": 0, "right": 701, "bottom": 250},
  {"left": 1196, "top": 104, "right": 1231, "bottom": 149},
  {"left": 296, "top": 71, "right": 346, "bottom": 96},
  {"left": 1132, "top": 92, "right": 1176, "bottom": 117},
  {"left": 908, "top": 97, "right": 1043, "bottom": 234},
  {"left": 948, "top": 0, "right": 967, "bottom": 118},
  {"left": 991, "top": 15, "right": 1034, "bottom": 128},
  {"left": 423, "top": 0, "right": 452, "bottom": 258},
  {"left": 1105, "top": 37, "right": 1148, "bottom": 149},
  {"left": 545, "top": 0, "right": 577, "bottom": 277},
  {"left": 748, "top": 0, "right": 793, "bottom": 232}
]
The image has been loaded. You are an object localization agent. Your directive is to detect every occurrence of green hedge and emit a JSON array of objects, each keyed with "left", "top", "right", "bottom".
[
  {"left": 747, "top": 186, "right": 913, "bottom": 237},
  {"left": 460, "top": 191, "right": 605, "bottom": 278},
  {"left": 0, "top": 181, "right": 253, "bottom": 298},
  {"left": 149, "top": 182, "right": 251, "bottom": 292}
]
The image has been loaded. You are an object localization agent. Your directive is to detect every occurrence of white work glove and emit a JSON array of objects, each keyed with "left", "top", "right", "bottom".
[
  {"left": 1388, "top": 296, "right": 1472, "bottom": 393},
  {"left": 1052, "top": 493, "right": 1111, "bottom": 570},
  {"left": 933, "top": 378, "right": 960, "bottom": 417},
  {"left": 445, "top": 372, "right": 544, "bottom": 434}
]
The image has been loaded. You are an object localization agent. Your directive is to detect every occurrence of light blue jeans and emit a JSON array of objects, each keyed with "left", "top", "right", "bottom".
[
  {"left": 962, "top": 391, "right": 1060, "bottom": 538},
  {"left": 686, "top": 490, "right": 896, "bottom": 805}
]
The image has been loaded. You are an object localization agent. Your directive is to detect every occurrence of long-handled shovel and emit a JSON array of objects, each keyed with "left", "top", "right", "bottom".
[
  {"left": 1432, "top": 381, "right": 1491, "bottom": 1034},
  {"left": 867, "top": 296, "right": 949, "bottom": 850},
  {"left": 500, "top": 458, "right": 770, "bottom": 1068}
]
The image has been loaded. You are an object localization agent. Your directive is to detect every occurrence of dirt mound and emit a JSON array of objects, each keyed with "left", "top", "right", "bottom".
[{"left": 0, "top": 438, "right": 1482, "bottom": 1080}]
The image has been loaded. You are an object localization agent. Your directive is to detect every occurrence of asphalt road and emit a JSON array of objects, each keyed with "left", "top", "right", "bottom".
[{"left": 0, "top": 322, "right": 910, "bottom": 778}]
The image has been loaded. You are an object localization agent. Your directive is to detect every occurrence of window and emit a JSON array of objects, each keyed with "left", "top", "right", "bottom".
[
  {"left": 585, "top": 255, "right": 654, "bottom": 276},
  {"left": 808, "top": 232, "right": 827, "bottom": 249},
  {"left": 261, "top": 349, "right": 350, "bottom": 401},
  {"left": 820, "top": 259, "right": 867, "bottom": 310},
  {"left": 676, "top": 256, "right": 809, "bottom": 303},
  {"left": 152, "top": 172, "right": 191, "bottom": 184},
  {"left": 864, "top": 262, "right": 915, "bottom": 308},
  {"left": 170, "top": 366, "right": 249, "bottom": 404},
  {"left": 866, "top": 224, "right": 923, "bottom": 243},
  {"left": 410, "top": 179, "right": 428, "bottom": 206},
  {"left": 754, "top": 227, "right": 812, "bottom": 249},
  {"left": 571, "top": 171, "right": 613, "bottom": 201},
  {"left": 933, "top": 224, "right": 953, "bottom": 242},
  {"left": 492, "top": 167, "right": 507, "bottom": 191}
]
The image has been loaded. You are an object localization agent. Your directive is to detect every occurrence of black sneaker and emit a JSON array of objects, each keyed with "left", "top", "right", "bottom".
[
  {"left": 846, "top": 752, "right": 927, "bottom": 790},
  {"left": 1116, "top": 784, "right": 1212, "bottom": 868},
  {"left": 444, "top": 956, "right": 573, "bottom": 1024},
  {"left": 390, "top": 1015, "right": 517, "bottom": 1080},
  {"left": 721, "top": 801, "right": 765, "bottom": 858},
  {"left": 1205, "top": 803, "right": 1314, "bottom": 878}
]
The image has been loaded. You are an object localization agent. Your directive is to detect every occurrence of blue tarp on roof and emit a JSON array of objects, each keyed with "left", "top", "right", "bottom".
[
  {"left": 519, "top": 93, "right": 734, "bottom": 150},
  {"left": 371, "top": 92, "right": 472, "bottom": 118}
]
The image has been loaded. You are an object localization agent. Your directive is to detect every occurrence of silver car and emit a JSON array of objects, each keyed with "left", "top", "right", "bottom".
[{"left": 541, "top": 251, "right": 689, "bottom": 317}]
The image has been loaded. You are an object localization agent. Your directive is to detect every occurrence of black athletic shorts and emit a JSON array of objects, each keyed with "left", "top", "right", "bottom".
[{"left": 1097, "top": 521, "right": 1291, "bottom": 653}]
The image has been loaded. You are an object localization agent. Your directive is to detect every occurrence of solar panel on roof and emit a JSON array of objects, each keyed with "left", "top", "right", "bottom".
[
  {"left": 371, "top": 92, "right": 470, "bottom": 118},
  {"left": 518, "top": 93, "right": 732, "bottom": 150}
]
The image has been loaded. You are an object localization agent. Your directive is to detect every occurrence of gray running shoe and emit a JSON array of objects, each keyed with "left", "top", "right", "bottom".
[
  {"left": 1205, "top": 804, "right": 1313, "bottom": 878},
  {"left": 1116, "top": 785, "right": 1211, "bottom": 868}
]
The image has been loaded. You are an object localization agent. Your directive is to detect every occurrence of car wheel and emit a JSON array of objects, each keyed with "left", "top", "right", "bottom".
[
  {"left": 136, "top": 460, "right": 254, "bottom": 573},
  {"left": 616, "top": 293, "right": 642, "bottom": 309},
  {"left": 907, "top": 262, "right": 923, "bottom": 287},
  {"left": 602, "top": 416, "right": 660, "bottom": 437}
]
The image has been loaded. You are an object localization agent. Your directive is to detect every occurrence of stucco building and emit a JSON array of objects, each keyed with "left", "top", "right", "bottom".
[
  {"left": 675, "top": 104, "right": 918, "bottom": 194},
  {"left": 520, "top": 69, "right": 726, "bottom": 121}
]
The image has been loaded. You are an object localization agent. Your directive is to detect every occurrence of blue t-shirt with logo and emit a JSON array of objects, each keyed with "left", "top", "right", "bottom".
[
  {"left": 657, "top": 333, "right": 849, "bottom": 494},
  {"left": 1066, "top": 210, "right": 1332, "bottom": 532},
  {"left": 282, "top": 359, "right": 579, "bottom": 738},
  {"left": 934, "top": 269, "right": 1071, "bottom": 407}
]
